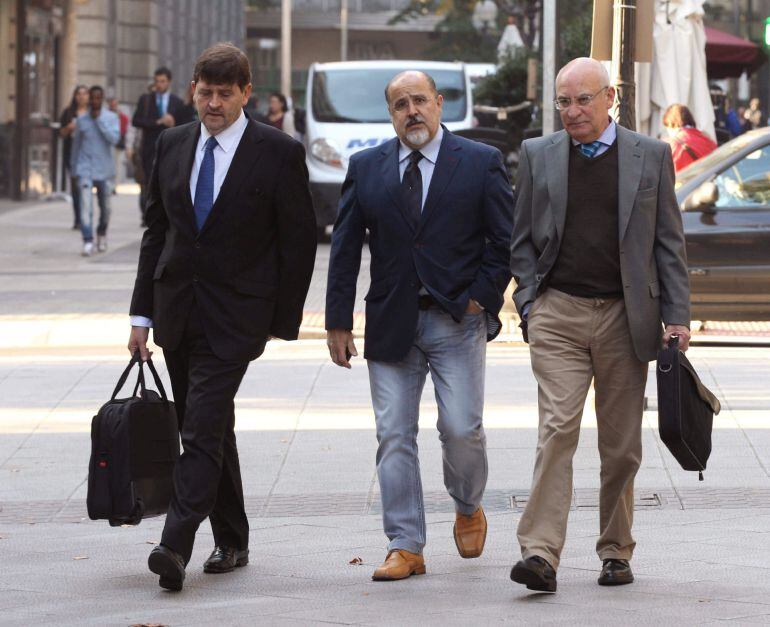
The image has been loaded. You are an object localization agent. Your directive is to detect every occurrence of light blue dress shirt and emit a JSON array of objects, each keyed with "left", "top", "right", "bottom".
[
  {"left": 398, "top": 125, "right": 444, "bottom": 210},
  {"left": 570, "top": 119, "right": 617, "bottom": 157},
  {"left": 71, "top": 108, "right": 120, "bottom": 182}
]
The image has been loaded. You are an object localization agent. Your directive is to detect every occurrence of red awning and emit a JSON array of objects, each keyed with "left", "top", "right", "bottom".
[{"left": 705, "top": 26, "right": 767, "bottom": 79}]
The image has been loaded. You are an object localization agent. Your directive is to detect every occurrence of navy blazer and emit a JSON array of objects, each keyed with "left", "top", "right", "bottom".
[{"left": 325, "top": 127, "right": 514, "bottom": 362}]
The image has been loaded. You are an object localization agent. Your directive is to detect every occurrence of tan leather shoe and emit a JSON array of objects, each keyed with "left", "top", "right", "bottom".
[
  {"left": 454, "top": 506, "right": 487, "bottom": 558},
  {"left": 371, "top": 549, "right": 426, "bottom": 581}
]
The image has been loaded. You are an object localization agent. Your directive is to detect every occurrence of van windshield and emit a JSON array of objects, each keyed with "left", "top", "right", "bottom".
[{"left": 312, "top": 68, "right": 467, "bottom": 123}]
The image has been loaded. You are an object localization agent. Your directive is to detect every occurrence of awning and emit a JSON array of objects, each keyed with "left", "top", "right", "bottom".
[{"left": 704, "top": 26, "right": 767, "bottom": 78}]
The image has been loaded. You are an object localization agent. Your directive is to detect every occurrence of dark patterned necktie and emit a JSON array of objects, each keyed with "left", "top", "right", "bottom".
[
  {"left": 402, "top": 150, "right": 423, "bottom": 226},
  {"left": 193, "top": 136, "right": 218, "bottom": 231}
]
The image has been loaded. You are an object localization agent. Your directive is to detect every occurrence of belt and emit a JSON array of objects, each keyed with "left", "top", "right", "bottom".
[{"left": 418, "top": 294, "right": 437, "bottom": 310}]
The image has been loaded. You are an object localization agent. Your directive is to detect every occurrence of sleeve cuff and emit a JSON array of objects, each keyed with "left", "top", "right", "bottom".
[{"left": 130, "top": 315, "right": 153, "bottom": 328}]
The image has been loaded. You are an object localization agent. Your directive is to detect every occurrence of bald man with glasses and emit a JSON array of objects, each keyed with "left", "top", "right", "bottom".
[{"left": 509, "top": 58, "right": 691, "bottom": 592}]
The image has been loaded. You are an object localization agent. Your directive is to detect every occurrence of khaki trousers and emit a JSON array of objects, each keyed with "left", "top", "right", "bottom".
[{"left": 517, "top": 288, "right": 648, "bottom": 570}]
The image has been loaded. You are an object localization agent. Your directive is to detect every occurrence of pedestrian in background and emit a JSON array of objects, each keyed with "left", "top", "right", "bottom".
[
  {"left": 326, "top": 70, "right": 513, "bottom": 581},
  {"left": 662, "top": 103, "right": 718, "bottom": 172},
  {"left": 175, "top": 85, "right": 197, "bottom": 126},
  {"left": 267, "top": 92, "right": 296, "bottom": 137},
  {"left": 128, "top": 42, "right": 316, "bottom": 592},
  {"left": 510, "top": 57, "right": 691, "bottom": 593},
  {"left": 71, "top": 85, "right": 120, "bottom": 256},
  {"left": 245, "top": 94, "right": 269, "bottom": 124},
  {"left": 132, "top": 67, "right": 184, "bottom": 226},
  {"left": 59, "top": 84, "right": 89, "bottom": 230},
  {"left": 107, "top": 93, "right": 130, "bottom": 190},
  {"left": 744, "top": 97, "right": 764, "bottom": 130}
]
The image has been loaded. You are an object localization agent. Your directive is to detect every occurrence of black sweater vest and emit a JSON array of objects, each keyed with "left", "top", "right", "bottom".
[{"left": 549, "top": 140, "right": 622, "bottom": 299}]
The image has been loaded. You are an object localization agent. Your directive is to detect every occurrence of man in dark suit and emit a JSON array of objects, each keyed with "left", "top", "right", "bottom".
[
  {"left": 132, "top": 67, "right": 185, "bottom": 225},
  {"left": 509, "top": 57, "right": 690, "bottom": 593},
  {"left": 325, "top": 71, "right": 513, "bottom": 581},
  {"left": 128, "top": 43, "right": 316, "bottom": 591}
]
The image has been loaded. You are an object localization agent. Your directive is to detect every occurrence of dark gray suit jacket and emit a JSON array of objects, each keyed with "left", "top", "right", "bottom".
[{"left": 510, "top": 124, "right": 690, "bottom": 362}]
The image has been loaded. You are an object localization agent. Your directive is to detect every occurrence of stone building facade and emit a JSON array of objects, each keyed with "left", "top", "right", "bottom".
[{"left": 0, "top": 0, "right": 244, "bottom": 201}]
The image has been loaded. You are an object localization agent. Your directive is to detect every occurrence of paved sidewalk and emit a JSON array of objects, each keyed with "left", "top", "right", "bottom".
[
  {"left": 1, "top": 194, "right": 768, "bottom": 350},
  {"left": 1, "top": 343, "right": 770, "bottom": 625}
]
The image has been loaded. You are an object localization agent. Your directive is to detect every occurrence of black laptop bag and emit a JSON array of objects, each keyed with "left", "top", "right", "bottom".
[
  {"left": 656, "top": 336, "right": 720, "bottom": 480},
  {"left": 87, "top": 353, "right": 179, "bottom": 526}
]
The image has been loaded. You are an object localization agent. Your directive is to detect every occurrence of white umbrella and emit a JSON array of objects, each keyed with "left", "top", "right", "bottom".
[{"left": 637, "top": 0, "right": 715, "bottom": 141}]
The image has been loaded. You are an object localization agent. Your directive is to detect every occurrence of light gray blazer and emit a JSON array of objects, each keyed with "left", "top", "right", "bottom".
[{"left": 510, "top": 124, "right": 690, "bottom": 362}]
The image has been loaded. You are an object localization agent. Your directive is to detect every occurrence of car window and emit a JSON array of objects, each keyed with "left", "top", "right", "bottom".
[
  {"left": 713, "top": 145, "right": 770, "bottom": 208},
  {"left": 676, "top": 132, "right": 760, "bottom": 188},
  {"left": 312, "top": 68, "right": 467, "bottom": 123}
]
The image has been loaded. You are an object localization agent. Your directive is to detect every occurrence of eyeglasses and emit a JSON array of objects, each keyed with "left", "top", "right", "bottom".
[{"left": 554, "top": 86, "right": 609, "bottom": 111}]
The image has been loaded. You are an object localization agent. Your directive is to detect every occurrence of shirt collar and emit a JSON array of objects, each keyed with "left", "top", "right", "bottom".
[
  {"left": 399, "top": 125, "right": 444, "bottom": 164},
  {"left": 570, "top": 118, "right": 617, "bottom": 146},
  {"left": 199, "top": 109, "right": 247, "bottom": 154}
]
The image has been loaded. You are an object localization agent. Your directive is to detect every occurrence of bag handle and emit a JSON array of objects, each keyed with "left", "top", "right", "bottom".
[
  {"left": 658, "top": 334, "right": 679, "bottom": 373},
  {"left": 111, "top": 351, "right": 169, "bottom": 403},
  {"left": 111, "top": 351, "right": 141, "bottom": 400}
]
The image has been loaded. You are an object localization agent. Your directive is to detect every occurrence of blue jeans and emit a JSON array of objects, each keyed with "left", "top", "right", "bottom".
[
  {"left": 78, "top": 179, "right": 111, "bottom": 242},
  {"left": 367, "top": 306, "right": 488, "bottom": 555}
]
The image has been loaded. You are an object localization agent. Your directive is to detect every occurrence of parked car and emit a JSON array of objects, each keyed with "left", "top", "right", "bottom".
[{"left": 675, "top": 127, "right": 770, "bottom": 321}]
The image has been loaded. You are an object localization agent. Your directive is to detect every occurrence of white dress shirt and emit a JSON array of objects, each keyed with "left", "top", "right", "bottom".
[
  {"left": 398, "top": 125, "right": 444, "bottom": 210},
  {"left": 130, "top": 110, "right": 249, "bottom": 328}
]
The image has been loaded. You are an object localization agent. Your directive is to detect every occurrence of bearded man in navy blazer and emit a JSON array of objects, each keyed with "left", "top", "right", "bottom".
[
  {"left": 325, "top": 70, "right": 514, "bottom": 581},
  {"left": 128, "top": 43, "right": 316, "bottom": 591}
]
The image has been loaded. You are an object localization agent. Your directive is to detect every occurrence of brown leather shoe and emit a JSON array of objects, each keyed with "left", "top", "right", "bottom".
[
  {"left": 453, "top": 506, "right": 487, "bottom": 558},
  {"left": 371, "top": 549, "right": 426, "bottom": 581}
]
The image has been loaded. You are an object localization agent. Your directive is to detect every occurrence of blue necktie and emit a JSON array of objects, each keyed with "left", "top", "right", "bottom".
[
  {"left": 579, "top": 140, "right": 602, "bottom": 158},
  {"left": 194, "top": 136, "right": 217, "bottom": 231},
  {"left": 156, "top": 94, "right": 164, "bottom": 117}
]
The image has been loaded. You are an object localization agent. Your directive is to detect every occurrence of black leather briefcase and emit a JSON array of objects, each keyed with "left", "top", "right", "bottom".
[
  {"left": 87, "top": 353, "right": 179, "bottom": 526},
  {"left": 656, "top": 336, "right": 720, "bottom": 480}
]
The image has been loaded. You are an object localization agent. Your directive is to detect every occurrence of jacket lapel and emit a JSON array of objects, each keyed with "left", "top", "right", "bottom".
[
  {"left": 180, "top": 123, "right": 201, "bottom": 230},
  {"left": 616, "top": 125, "right": 644, "bottom": 240},
  {"left": 418, "top": 128, "right": 461, "bottom": 232},
  {"left": 546, "top": 130, "right": 570, "bottom": 243},
  {"left": 198, "top": 120, "right": 265, "bottom": 237},
  {"left": 380, "top": 138, "right": 415, "bottom": 232}
]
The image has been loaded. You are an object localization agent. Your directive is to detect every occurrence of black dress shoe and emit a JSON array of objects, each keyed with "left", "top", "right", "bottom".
[
  {"left": 203, "top": 546, "right": 249, "bottom": 574},
  {"left": 598, "top": 559, "right": 634, "bottom": 586},
  {"left": 510, "top": 555, "right": 557, "bottom": 592},
  {"left": 148, "top": 544, "right": 186, "bottom": 591}
]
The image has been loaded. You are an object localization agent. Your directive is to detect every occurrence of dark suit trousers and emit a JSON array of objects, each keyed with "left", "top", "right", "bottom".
[{"left": 161, "top": 303, "right": 250, "bottom": 563}]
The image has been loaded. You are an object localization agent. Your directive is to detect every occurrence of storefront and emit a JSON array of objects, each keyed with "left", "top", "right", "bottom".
[{"left": 0, "top": 0, "right": 64, "bottom": 200}]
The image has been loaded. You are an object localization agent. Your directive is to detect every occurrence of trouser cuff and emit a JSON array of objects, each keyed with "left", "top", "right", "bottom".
[{"left": 387, "top": 539, "right": 423, "bottom": 555}]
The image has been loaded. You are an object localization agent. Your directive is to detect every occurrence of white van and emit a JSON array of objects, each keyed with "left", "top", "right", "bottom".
[{"left": 304, "top": 60, "right": 474, "bottom": 233}]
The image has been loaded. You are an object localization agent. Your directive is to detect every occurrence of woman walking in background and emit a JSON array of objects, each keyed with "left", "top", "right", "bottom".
[
  {"left": 662, "top": 103, "right": 718, "bottom": 172},
  {"left": 267, "top": 92, "right": 296, "bottom": 137},
  {"left": 59, "top": 85, "right": 89, "bottom": 229}
]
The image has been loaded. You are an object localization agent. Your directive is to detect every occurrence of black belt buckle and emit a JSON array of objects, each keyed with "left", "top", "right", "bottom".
[{"left": 418, "top": 294, "right": 435, "bottom": 310}]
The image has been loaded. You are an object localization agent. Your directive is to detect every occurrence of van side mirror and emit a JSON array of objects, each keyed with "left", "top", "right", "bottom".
[{"left": 684, "top": 181, "right": 719, "bottom": 212}]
